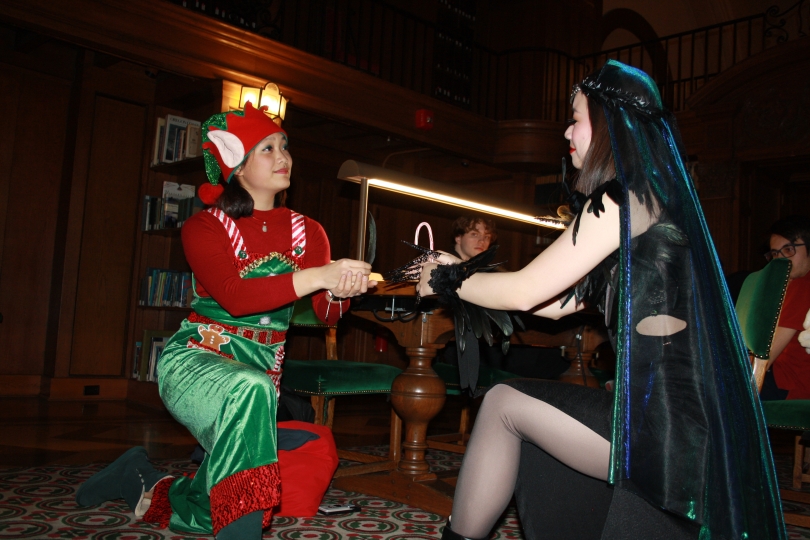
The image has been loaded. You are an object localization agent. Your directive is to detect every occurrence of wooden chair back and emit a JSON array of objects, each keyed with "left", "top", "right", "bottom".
[{"left": 290, "top": 297, "right": 338, "bottom": 361}]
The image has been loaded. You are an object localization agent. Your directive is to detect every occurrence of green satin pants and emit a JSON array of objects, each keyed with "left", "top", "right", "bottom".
[{"left": 157, "top": 337, "right": 279, "bottom": 534}]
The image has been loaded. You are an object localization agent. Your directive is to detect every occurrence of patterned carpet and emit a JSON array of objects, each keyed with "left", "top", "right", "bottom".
[{"left": 0, "top": 448, "right": 806, "bottom": 539}]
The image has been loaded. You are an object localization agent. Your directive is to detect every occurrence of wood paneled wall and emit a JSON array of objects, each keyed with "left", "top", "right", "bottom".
[
  {"left": 0, "top": 39, "right": 159, "bottom": 391},
  {"left": 0, "top": 57, "right": 73, "bottom": 377},
  {"left": 69, "top": 96, "right": 146, "bottom": 376}
]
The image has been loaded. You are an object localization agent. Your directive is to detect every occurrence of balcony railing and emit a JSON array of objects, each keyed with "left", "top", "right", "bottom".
[
  {"left": 578, "top": 1, "right": 809, "bottom": 112},
  {"left": 170, "top": 0, "right": 808, "bottom": 121}
]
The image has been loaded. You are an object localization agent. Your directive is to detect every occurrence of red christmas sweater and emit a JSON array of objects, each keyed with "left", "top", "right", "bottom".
[
  {"left": 181, "top": 206, "right": 345, "bottom": 324},
  {"left": 773, "top": 271, "right": 810, "bottom": 399}
]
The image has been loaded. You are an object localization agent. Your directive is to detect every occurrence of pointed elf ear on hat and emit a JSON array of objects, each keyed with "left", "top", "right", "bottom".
[
  {"left": 199, "top": 101, "right": 287, "bottom": 205},
  {"left": 206, "top": 130, "right": 246, "bottom": 168}
]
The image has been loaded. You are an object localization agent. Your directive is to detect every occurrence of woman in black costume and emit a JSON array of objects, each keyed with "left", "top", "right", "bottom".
[{"left": 418, "top": 60, "right": 785, "bottom": 540}]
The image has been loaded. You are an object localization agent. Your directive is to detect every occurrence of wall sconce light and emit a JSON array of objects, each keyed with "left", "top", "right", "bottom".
[
  {"left": 337, "top": 160, "right": 566, "bottom": 260},
  {"left": 239, "top": 82, "right": 288, "bottom": 124}
]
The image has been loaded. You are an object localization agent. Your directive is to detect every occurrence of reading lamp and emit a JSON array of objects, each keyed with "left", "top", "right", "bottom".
[
  {"left": 238, "top": 82, "right": 288, "bottom": 124},
  {"left": 336, "top": 160, "right": 567, "bottom": 260}
]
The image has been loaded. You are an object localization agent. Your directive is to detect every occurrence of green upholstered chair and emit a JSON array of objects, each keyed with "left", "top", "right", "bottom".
[
  {"left": 283, "top": 296, "right": 404, "bottom": 477},
  {"left": 763, "top": 401, "right": 810, "bottom": 506},
  {"left": 427, "top": 362, "right": 519, "bottom": 453},
  {"left": 433, "top": 362, "right": 520, "bottom": 396},
  {"left": 589, "top": 367, "right": 616, "bottom": 389},
  {"left": 736, "top": 258, "right": 792, "bottom": 390},
  {"left": 735, "top": 258, "right": 810, "bottom": 528}
]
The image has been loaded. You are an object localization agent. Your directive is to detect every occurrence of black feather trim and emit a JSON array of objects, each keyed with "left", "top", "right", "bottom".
[
  {"left": 384, "top": 241, "right": 444, "bottom": 284},
  {"left": 571, "top": 178, "right": 625, "bottom": 245},
  {"left": 427, "top": 245, "right": 518, "bottom": 393}
]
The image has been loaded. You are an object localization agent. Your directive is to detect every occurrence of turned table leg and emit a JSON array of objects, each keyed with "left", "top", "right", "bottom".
[{"left": 390, "top": 345, "right": 447, "bottom": 478}]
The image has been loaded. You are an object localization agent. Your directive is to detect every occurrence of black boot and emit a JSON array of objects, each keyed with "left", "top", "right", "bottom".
[
  {"left": 216, "top": 510, "right": 263, "bottom": 540},
  {"left": 441, "top": 519, "right": 486, "bottom": 540},
  {"left": 75, "top": 446, "right": 170, "bottom": 512}
]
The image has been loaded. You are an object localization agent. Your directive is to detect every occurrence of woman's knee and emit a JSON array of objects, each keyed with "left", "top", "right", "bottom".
[
  {"left": 480, "top": 384, "right": 524, "bottom": 430},
  {"left": 216, "top": 370, "right": 277, "bottom": 434},
  {"left": 482, "top": 383, "right": 516, "bottom": 406},
  {"left": 232, "top": 369, "right": 277, "bottom": 401}
]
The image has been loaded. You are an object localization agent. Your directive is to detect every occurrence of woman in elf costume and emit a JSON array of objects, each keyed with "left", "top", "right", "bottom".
[
  {"left": 419, "top": 60, "right": 785, "bottom": 540},
  {"left": 76, "top": 102, "right": 375, "bottom": 539}
]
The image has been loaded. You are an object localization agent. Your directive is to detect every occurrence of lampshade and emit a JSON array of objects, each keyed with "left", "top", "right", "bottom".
[{"left": 337, "top": 160, "right": 566, "bottom": 229}]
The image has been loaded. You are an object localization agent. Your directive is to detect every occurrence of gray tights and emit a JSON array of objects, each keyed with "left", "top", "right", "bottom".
[{"left": 450, "top": 384, "right": 611, "bottom": 539}]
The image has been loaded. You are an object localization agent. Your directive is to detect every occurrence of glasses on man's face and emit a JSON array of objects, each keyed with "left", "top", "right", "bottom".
[{"left": 764, "top": 242, "right": 806, "bottom": 261}]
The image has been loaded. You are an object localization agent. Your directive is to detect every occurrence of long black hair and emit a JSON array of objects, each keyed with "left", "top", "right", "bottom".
[{"left": 572, "top": 94, "right": 615, "bottom": 197}]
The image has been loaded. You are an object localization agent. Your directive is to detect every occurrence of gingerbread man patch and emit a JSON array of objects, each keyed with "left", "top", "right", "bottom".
[{"left": 197, "top": 324, "right": 231, "bottom": 352}]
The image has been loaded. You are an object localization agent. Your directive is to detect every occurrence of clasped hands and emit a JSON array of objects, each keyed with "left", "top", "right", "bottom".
[
  {"left": 324, "top": 259, "right": 378, "bottom": 299},
  {"left": 321, "top": 250, "right": 460, "bottom": 300}
]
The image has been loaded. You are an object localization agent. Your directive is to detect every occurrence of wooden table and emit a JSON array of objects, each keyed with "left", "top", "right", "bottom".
[{"left": 332, "top": 282, "right": 606, "bottom": 516}]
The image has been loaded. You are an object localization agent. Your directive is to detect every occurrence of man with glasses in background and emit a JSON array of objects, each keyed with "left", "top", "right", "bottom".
[{"left": 761, "top": 215, "right": 810, "bottom": 400}]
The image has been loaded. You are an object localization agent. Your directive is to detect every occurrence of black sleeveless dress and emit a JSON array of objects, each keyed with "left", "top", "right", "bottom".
[{"left": 502, "top": 219, "right": 701, "bottom": 540}]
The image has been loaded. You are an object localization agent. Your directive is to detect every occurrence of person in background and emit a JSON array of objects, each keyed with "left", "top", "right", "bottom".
[
  {"left": 443, "top": 216, "right": 571, "bottom": 378},
  {"left": 451, "top": 215, "right": 498, "bottom": 261},
  {"left": 761, "top": 214, "right": 810, "bottom": 400},
  {"left": 75, "top": 102, "right": 375, "bottom": 539}
]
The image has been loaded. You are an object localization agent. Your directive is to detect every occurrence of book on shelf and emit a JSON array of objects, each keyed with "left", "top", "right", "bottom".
[
  {"left": 162, "top": 181, "right": 196, "bottom": 229},
  {"left": 151, "top": 114, "right": 202, "bottom": 166},
  {"left": 141, "top": 183, "right": 197, "bottom": 231},
  {"left": 149, "top": 339, "right": 165, "bottom": 382},
  {"left": 141, "top": 196, "right": 152, "bottom": 231},
  {"left": 139, "top": 329, "right": 175, "bottom": 382},
  {"left": 177, "top": 130, "right": 186, "bottom": 161},
  {"left": 162, "top": 114, "right": 201, "bottom": 163},
  {"left": 185, "top": 124, "right": 202, "bottom": 158},
  {"left": 155, "top": 271, "right": 169, "bottom": 307},
  {"left": 180, "top": 272, "right": 193, "bottom": 307},
  {"left": 131, "top": 341, "right": 143, "bottom": 379},
  {"left": 151, "top": 117, "right": 166, "bottom": 166},
  {"left": 139, "top": 268, "right": 193, "bottom": 308}
]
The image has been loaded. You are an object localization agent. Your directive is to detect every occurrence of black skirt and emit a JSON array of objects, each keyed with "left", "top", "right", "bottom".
[{"left": 499, "top": 379, "right": 700, "bottom": 540}]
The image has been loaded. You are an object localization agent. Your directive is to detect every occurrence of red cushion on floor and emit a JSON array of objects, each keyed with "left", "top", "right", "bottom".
[{"left": 275, "top": 420, "right": 338, "bottom": 517}]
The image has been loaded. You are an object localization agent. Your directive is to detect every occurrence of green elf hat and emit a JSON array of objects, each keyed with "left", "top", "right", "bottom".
[{"left": 199, "top": 101, "right": 287, "bottom": 205}]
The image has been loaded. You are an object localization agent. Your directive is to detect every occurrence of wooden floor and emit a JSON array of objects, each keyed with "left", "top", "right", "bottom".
[{"left": 0, "top": 394, "right": 469, "bottom": 467}]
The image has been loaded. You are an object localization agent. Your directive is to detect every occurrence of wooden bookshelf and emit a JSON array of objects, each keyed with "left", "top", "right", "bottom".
[{"left": 123, "top": 75, "right": 234, "bottom": 401}]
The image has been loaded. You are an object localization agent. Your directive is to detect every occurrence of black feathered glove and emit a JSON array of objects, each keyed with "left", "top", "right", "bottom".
[{"left": 384, "top": 241, "right": 443, "bottom": 284}]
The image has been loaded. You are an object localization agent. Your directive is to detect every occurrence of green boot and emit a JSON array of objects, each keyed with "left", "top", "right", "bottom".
[
  {"left": 216, "top": 510, "right": 263, "bottom": 540},
  {"left": 75, "top": 446, "right": 170, "bottom": 512}
]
